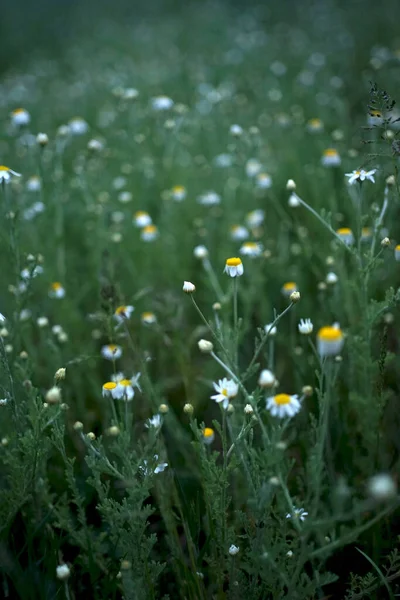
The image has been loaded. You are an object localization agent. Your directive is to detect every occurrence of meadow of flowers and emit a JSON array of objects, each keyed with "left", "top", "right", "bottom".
[{"left": 2, "top": 1, "right": 400, "bottom": 598}]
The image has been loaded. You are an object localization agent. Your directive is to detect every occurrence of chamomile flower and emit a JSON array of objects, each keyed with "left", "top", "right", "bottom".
[
  {"left": 246, "top": 209, "right": 265, "bottom": 228},
  {"left": 230, "top": 124, "right": 243, "bottom": 136},
  {"left": 102, "top": 381, "right": 123, "bottom": 399},
  {"left": 286, "top": 507, "right": 308, "bottom": 522},
  {"left": 245, "top": 158, "right": 262, "bottom": 177},
  {"left": 171, "top": 185, "right": 186, "bottom": 201},
  {"left": 321, "top": 148, "right": 341, "bottom": 166},
  {"left": 230, "top": 225, "right": 249, "bottom": 241},
  {"left": 49, "top": 282, "right": 66, "bottom": 299},
  {"left": 68, "top": 117, "right": 89, "bottom": 135},
  {"left": 264, "top": 322, "right": 277, "bottom": 336},
  {"left": 145, "top": 414, "right": 162, "bottom": 429},
  {"left": 288, "top": 192, "right": 301, "bottom": 207},
  {"left": 203, "top": 427, "right": 215, "bottom": 444},
  {"left": 133, "top": 211, "right": 152, "bottom": 228},
  {"left": 151, "top": 96, "right": 174, "bottom": 111},
  {"left": 197, "top": 190, "right": 221, "bottom": 206},
  {"left": 256, "top": 173, "right": 272, "bottom": 189},
  {"left": 258, "top": 369, "right": 276, "bottom": 388},
  {"left": 306, "top": 118, "right": 324, "bottom": 133},
  {"left": 0, "top": 166, "right": 21, "bottom": 184},
  {"left": 11, "top": 108, "right": 30, "bottom": 126},
  {"left": 211, "top": 378, "right": 239, "bottom": 409},
  {"left": 368, "top": 109, "right": 384, "bottom": 127},
  {"left": 282, "top": 281, "right": 297, "bottom": 297},
  {"left": 266, "top": 393, "right": 301, "bottom": 418},
  {"left": 240, "top": 241, "right": 263, "bottom": 257},
  {"left": 141, "top": 224, "right": 159, "bottom": 241},
  {"left": 101, "top": 344, "right": 122, "bottom": 360},
  {"left": 345, "top": 169, "right": 376, "bottom": 185},
  {"left": 298, "top": 318, "right": 313, "bottom": 334},
  {"left": 193, "top": 245, "right": 208, "bottom": 259},
  {"left": 26, "top": 176, "right": 41, "bottom": 192},
  {"left": 336, "top": 228, "right": 354, "bottom": 245},
  {"left": 317, "top": 325, "right": 344, "bottom": 357},
  {"left": 395, "top": 245, "right": 400, "bottom": 261},
  {"left": 21, "top": 265, "right": 43, "bottom": 279},
  {"left": 229, "top": 544, "right": 240, "bottom": 556},
  {"left": 224, "top": 257, "right": 244, "bottom": 277},
  {"left": 141, "top": 311, "right": 157, "bottom": 325},
  {"left": 140, "top": 455, "right": 168, "bottom": 475},
  {"left": 117, "top": 378, "right": 135, "bottom": 400},
  {"left": 361, "top": 227, "right": 373, "bottom": 242},
  {"left": 154, "top": 460, "right": 168, "bottom": 474},
  {"left": 114, "top": 305, "right": 134, "bottom": 322},
  {"left": 183, "top": 281, "right": 196, "bottom": 293}
]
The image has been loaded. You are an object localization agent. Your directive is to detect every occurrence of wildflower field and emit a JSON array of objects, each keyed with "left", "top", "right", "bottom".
[{"left": 3, "top": 0, "right": 400, "bottom": 597}]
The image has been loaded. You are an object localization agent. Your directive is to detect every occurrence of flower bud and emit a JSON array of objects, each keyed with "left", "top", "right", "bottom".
[
  {"left": 183, "top": 281, "right": 196, "bottom": 293},
  {"left": 290, "top": 291, "right": 301, "bottom": 303},
  {"left": 55, "top": 367, "right": 66, "bottom": 381},
  {"left": 198, "top": 339, "right": 214, "bottom": 353},
  {"left": 183, "top": 403, "right": 194, "bottom": 415}
]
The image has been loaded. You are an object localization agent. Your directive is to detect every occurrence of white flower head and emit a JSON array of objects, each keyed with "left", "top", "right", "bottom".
[
  {"left": 49, "top": 282, "right": 66, "bottom": 299},
  {"left": 11, "top": 108, "right": 31, "bottom": 126},
  {"left": 102, "top": 381, "right": 123, "bottom": 399},
  {"left": 197, "top": 190, "right": 221, "bottom": 206},
  {"left": 245, "top": 158, "right": 262, "bottom": 178},
  {"left": 56, "top": 564, "right": 71, "bottom": 580},
  {"left": 298, "top": 318, "right": 313, "bottom": 335},
  {"left": 114, "top": 305, "right": 134, "bottom": 323},
  {"left": 317, "top": 325, "right": 344, "bottom": 357},
  {"left": 0, "top": 166, "right": 21, "bottom": 184},
  {"left": 151, "top": 96, "right": 174, "bottom": 111},
  {"left": 224, "top": 257, "right": 244, "bottom": 277},
  {"left": 211, "top": 378, "right": 239, "bottom": 410},
  {"left": 145, "top": 414, "right": 162, "bottom": 429},
  {"left": 345, "top": 169, "right": 377, "bottom": 185},
  {"left": 193, "top": 245, "right": 208, "bottom": 259},
  {"left": 367, "top": 473, "right": 397, "bottom": 501},
  {"left": 171, "top": 185, "right": 186, "bottom": 201},
  {"left": 133, "top": 211, "right": 152, "bottom": 228},
  {"left": 183, "top": 281, "right": 196, "bottom": 293},
  {"left": 229, "top": 544, "right": 240, "bottom": 556},
  {"left": 288, "top": 192, "right": 301, "bottom": 208},
  {"left": 230, "top": 225, "right": 249, "bottom": 241},
  {"left": 68, "top": 117, "right": 89, "bottom": 135},
  {"left": 141, "top": 225, "right": 158, "bottom": 242},
  {"left": 230, "top": 124, "right": 243, "bottom": 136},
  {"left": 0, "top": 313, "right": 6, "bottom": 323},
  {"left": 265, "top": 323, "right": 277, "bottom": 336},
  {"left": 321, "top": 148, "right": 341, "bottom": 166},
  {"left": 286, "top": 507, "right": 308, "bottom": 522},
  {"left": 258, "top": 369, "right": 276, "bottom": 388},
  {"left": 246, "top": 209, "right": 264, "bottom": 228},
  {"left": 266, "top": 393, "right": 301, "bottom": 418},
  {"left": 26, "top": 176, "right": 41, "bottom": 192},
  {"left": 256, "top": 173, "right": 272, "bottom": 189},
  {"left": 101, "top": 344, "right": 122, "bottom": 360},
  {"left": 240, "top": 242, "right": 263, "bottom": 257}
]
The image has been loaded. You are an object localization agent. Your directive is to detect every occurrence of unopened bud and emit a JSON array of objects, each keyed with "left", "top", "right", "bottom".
[
  {"left": 37, "top": 133, "right": 49, "bottom": 146},
  {"left": 87, "top": 432, "right": 96, "bottom": 441},
  {"left": 381, "top": 237, "right": 390, "bottom": 247},
  {"left": 45, "top": 386, "right": 61, "bottom": 404},
  {"left": 55, "top": 367, "right": 66, "bottom": 381},
  {"left": 302, "top": 385, "right": 313, "bottom": 397},
  {"left": 244, "top": 404, "right": 254, "bottom": 415},
  {"left": 183, "top": 403, "right": 194, "bottom": 415},
  {"left": 73, "top": 421, "right": 84, "bottom": 431},
  {"left": 198, "top": 339, "right": 214, "bottom": 353},
  {"left": 107, "top": 426, "right": 120, "bottom": 436},
  {"left": 159, "top": 403, "right": 169, "bottom": 414},
  {"left": 286, "top": 179, "right": 296, "bottom": 190},
  {"left": 290, "top": 291, "right": 301, "bottom": 303},
  {"left": 183, "top": 281, "right": 196, "bottom": 293}
]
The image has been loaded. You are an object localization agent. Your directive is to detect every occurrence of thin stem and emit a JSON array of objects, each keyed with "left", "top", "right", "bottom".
[
  {"left": 233, "top": 277, "right": 239, "bottom": 369},
  {"left": 203, "top": 257, "right": 225, "bottom": 302},
  {"left": 190, "top": 296, "right": 233, "bottom": 367}
]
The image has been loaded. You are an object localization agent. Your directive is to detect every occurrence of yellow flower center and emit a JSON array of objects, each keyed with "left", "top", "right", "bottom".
[
  {"left": 362, "top": 227, "right": 371, "bottom": 236},
  {"left": 396, "top": 245, "right": 400, "bottom": 251},
  {"left": 103, "top": 382, "right": 117, "bottom": 390},
  {"left": 142, "top": 312, "right": 154, "bottom": 320},
  {"left": 337, "top": 227, "right": 352, "bottom": 235},
  {"left": 309, "top": 118, "right": 322, "bottom": 126},
  {"left": 244, "top": 242, "right": 258, "bottom": 249},
  {"left": 283, "top": 281, "right": 296, "bottom": 290},
  {"left": 120, "top": 379, "right": 131, "bottom": 387},
  {"left": 115, "top": 305, "right": 127, "bottom": 315},
  {"left": 12, "top": 108, "right": 25, "bottom": 115},
  {"left": 324, "top": 148, "right": 338, "bottom": 157},
  {"left": 226, "top": 257, "right": 242, "bottom": 267},
  {"left": 221, "top": 388, "right": 228, "bottom": 396},
  {"left": 0, "top": 166, "right": 10, "bottom": 172},
  {"left": 274, "top": 394, "right": 291, "bottom": 405},
  {"left": 172, "top": 185, "right": 185, "bottom": 193},
  {"left": 317, "top": 326, "right": 343, "bottom": 342},
  {"left": 51, "top": 282, "right": 62, "bottom": 290},
  {"left": 108, "top": 344, "right": 118, "bottom": 352},
  {"left": 143, "top": 225, "right": 156, "bottom": 234},
  {"left": 135, "top": 211, "right": 148, "bottom": 218},
  {"left": 203, "top": 427, "right": 214, "bottom": 438},
  {"left": 369, "top": 110, "right": 382, "bottom": 117}
]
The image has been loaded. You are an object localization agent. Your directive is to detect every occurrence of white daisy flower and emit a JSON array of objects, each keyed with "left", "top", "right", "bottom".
[
  {"left": 193, "top": 245, "right": 208, "bottom": 259},
  {"left": 141, "top": 311, "right": 157, "bottom": 325},
  {"left": 228, "top": 544, "right": 240, "bottom": 556},
  {"left": 286, "top": 507, "right": 308, "bottom": 522},
  {"left": 240, "top": 242, "right": 263, "bottom": 257},
  {"left": 197, "top": 190, "right": 221, "bottom": 206},
  {"left": 317, "top": 325, "right": 344, "bottom": 357},
  {"left": 298, "top": 319, "right": 313, "bottom": 335},
  {"left": 102, "top": 381, "right": 123, "bottom": 399},
  {"left": 154, "top": 459, "right": 169, "bottom": 474},
  {"left": 306, "top": 118, "right": 324, "bottom": 133},
  {"left": 224, "top": 257, "right": 244, "bottom": 277},
  {"left": 246, "top": 209, "right": 265, "bottom": 228},
  {"left": 21, "top": 265, "right": 43, "bottom": 280},
  {"left": 88, "top": 139, "right": 104, "bottom": 152},
  {"left": 68, "top": 117, "right": 89, "bottom": 135},
  {"left": 230, "top": 124, "right": 243, "bottom": 136},
  {"left": 395, "top": 244, "right": 400, "bottom": 261},
  {"left": 258, "top": 369, "right": 276, "bottom": 388},
  {"left": 151, "top": 96, "right": 174, "bottom": 111},
  {"left": 117, "top": 378, "right": 135, "bottom": 401},
  {"left": 256, "top": 173, "right": 272, "bottom": 189},
  {"left": 114, "top": 305, "right": 134, "bottom": 323},
  {"left": 171, "top": 185, "right": 186, "bottom": 201},
  {"left": 141, "top": 225, "right": 159, "bottom": 242},
  {"left": 183, "top": 281, "right": 196, "bottom": 293},
  {"left": 264, "top": 323, "right": 277, "bottom": 336},
  {"left": 101, "top": 344, "right": 122, "bottom": 360},
  {"left": 0, "top": 166, "right": 21, "bottom": 184},
  {"left": 345, "top": 169, "right": 377, "bottom": 185},
  {"left": 26, "top": 176, "right": 41, "bottom": 192},
  {"left": 211, "top": 378, "right": 239, "bottom": 409},
  {"left": 49, "top": 282, "right": 66, "bottom": 299},
  {"left": 321, "top": 148, "right": 341, "bottom": 166},
  {"left": 203, "top": 427, "right": 215, "bottom": 444},
  {"left": 336, "top": 228, "right": 354, "bottom": 245},
  {"left": 145, "top": 414, "right": 162, "bottom": 429},
  {"left": 133, "top": 211, "right": 152, "bottom": 228},
  {"left": 11, "top": 108, "right": 30, "bottom": 126},
  {"left": 288, "top": 192, "right": 301, "bottom": 207},
  {"left": 140, "top": 454, "right": 168, "bottom": 475},
  {"left": 245, "top": 158, "right": 262, "bottom": 177},
  {"left": 230, "top": 225, "right": 249, "bottom": 241},
  {"left": 266, "top": 393, "right": 301, "bottom": 418}
]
